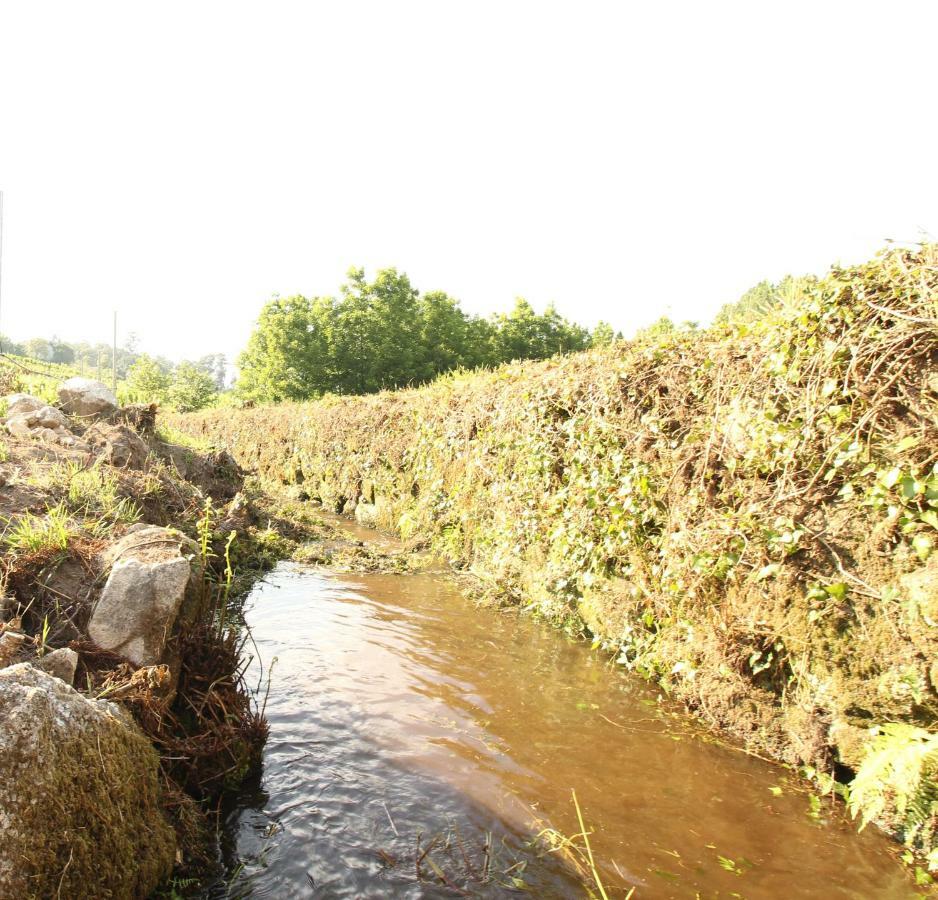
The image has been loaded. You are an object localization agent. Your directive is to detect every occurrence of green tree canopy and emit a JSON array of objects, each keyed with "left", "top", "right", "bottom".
[
  {"left": 125, "top": 355, "right": 171, "bottom": 404},
  {"left": 167, "top": 362, "right": 217, "bottom": 412},
  {"left": 237, "top": 267, "right": 617, "bottom": 403}
]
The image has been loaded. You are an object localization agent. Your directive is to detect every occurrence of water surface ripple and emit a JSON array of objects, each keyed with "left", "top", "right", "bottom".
[{"left": 213, "top": 563, "right": 913, "bottom": 899}]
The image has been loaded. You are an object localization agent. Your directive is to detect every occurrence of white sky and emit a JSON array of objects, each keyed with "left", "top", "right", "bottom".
[{"left": 1, "top": 1, "right": 935, "bottom": 366}]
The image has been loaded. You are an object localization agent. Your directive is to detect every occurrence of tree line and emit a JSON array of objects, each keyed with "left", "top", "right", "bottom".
[
  {"left": 236, "top": 267, "right": 619, "bottom": 403},
  {"left": 0, "top": 331, "right": 227, "bottom": 413},
  {"left": 4, "top": 269, "right": 812, "bottom": 412}
]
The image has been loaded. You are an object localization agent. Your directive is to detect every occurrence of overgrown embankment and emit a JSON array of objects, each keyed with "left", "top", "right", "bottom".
[
  {"left": 0, "top": 381, "right": 290, "bottom": 897},
  {"left": 172, "top": 246, "right": 938, "bottom": 858}
]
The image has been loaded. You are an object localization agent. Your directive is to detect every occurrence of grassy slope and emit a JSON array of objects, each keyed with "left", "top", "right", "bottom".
[{"left": 171, "top": 245, "right": 938, "bottom": 853}]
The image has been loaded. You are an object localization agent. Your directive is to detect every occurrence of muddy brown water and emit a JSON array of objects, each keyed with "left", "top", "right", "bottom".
[{"left": 210, "top": 528, "right": 916, "bottom": 898}]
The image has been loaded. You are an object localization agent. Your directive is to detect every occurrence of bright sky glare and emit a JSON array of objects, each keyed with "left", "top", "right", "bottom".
[{"left": 1, "top": 1, "right": 935, "bottom": 367}]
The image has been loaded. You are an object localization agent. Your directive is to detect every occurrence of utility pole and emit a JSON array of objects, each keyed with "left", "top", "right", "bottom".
[{"left": 112, "top": 311, "right": 117, "bottom": 392}]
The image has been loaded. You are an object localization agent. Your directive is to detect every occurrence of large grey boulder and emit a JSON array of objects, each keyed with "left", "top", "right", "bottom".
[
  {"left": 2, "top": 392, "right": 44, "bottom": 417},
  {"left": 0, "top": 664, "right": 175, "bottom": 899},
  {"left": 88, "top": 526, "right": 202, "bottom": 667},
  {"left": 57, "top": 376, "right": 118, "bottom": 418}
]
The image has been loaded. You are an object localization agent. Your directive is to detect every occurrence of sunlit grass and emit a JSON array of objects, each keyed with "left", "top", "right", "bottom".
[
  {"left": 2, "top": 502, "right": 76, "bottom": 552},
  {"left": 26, "top": 460, "right": 142, "bottom": 526}
]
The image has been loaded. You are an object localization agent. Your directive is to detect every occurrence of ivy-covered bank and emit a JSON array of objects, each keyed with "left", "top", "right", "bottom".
[{"left": 171, "top": 245, "right": 938, "bottom": 863}]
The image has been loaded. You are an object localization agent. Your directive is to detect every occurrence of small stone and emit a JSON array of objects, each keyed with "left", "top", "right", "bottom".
[
  {"left": 5, "top": 416, "right": 32, "bottom": 439},
  {"left": 35, "top": 647, "right": 79, "bottom": 686},
  {"left": 0, "top": 630, "right": 27, "bottom": 667},
  {"left": 355, "top": 501, "right": 379, "bottom": 528}
]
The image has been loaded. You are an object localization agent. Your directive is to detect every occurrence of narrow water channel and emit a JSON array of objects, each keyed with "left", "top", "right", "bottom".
[{"left": 211, "top": 549, "right": 915, "bottom": 898}]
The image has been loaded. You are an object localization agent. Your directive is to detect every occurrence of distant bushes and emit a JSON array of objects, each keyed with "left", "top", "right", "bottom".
[{"left": 123, "top": 356, "right": 221, "bottom": 412}]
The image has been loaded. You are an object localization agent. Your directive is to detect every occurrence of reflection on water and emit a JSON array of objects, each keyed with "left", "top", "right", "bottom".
[{"left": 209, "top": 562, "right": 914, "bottom": 899}]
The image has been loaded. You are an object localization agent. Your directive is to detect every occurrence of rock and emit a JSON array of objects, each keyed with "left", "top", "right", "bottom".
[
  {"left": 88, "top": 526, "right": 202, "bottom": 667},
  {"left": 35, "top": 425, "right": 78, "bottom": 446},
  {"left": 34, "top": 405, "right": 69, "bottom": 430},
  {"left": 0, "top": 664, "right": 175, "bottom": 898},
  {"left": 217, "top": 491, "right": 252, "bottom": 535},
  {"left": 2, "top": 392, "right": 44, "bottom": 417},
  {"left": 7, "top": 404, "right": 70, "bottom": 430},
  {"left": 355, "top": 501, "right": 379, "bottom": 528},
  {"left": 84, "top": 421, "right": 151, "bottom": 469},
  {"left": 57, "top": 376, "right": 118, "bottom": 418},
  {"left": 899, "top": 554, "right": 937, "bottom": 624},
  {"left": 4, "top": 416, "right": 32, "bottom": 440},
  {"left": 35, "top": 647, "right": 79, "bottom": 686},
  {"left": 0, "top": 630, "right": 27, "bottom": 668},
  {"left": 5, "top": 404, "right": 77, "bottom": 446},
  {"left": 829, "top": 719, "right": 875, "bottom": 770}
]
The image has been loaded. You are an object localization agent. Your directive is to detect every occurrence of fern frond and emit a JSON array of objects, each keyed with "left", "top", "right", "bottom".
[{"left": 848, "top": 723, "right": 938, "bottom": 847}]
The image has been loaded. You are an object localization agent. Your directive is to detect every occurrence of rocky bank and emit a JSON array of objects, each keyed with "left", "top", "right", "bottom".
[{"left": 0, "top": 377, "right": 265, "bottom": 899}]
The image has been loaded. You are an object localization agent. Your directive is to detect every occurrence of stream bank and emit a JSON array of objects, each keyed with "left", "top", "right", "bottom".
[
  {"left": 170, "top": 245, "right": 938, "bottom": 869},
  {"left": 0, "top": 378, "right": 300, "bottom": 897}
]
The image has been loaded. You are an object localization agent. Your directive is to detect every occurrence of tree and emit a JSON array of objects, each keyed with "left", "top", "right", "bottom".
[
  {"left": 235, "top": 267, "right": 600, "bottom": 401},
  {"left": 167, "top": 362, "right": 217, "bottom": 412},
  {"left": 237, "top": 295, "right": 331, "bottom": 403},
  {"left": 197, "top": 353, "right": 227, "bottom": 391},
  {"left": 125, "top": 355, "right": 171, "bottom": 404},
  {"left": 590, "top": 321, "right": 617, "bottom": 348},
  {"left": 417, "top": 290, "right": 482, "bottom": 378},
  {"left": 49, "top": 336, "right": 76, "bottom": 364},
  {"left": 714, "top": 275, "right": 815, "bottom": 326},
  {"left": 24, "top": 338, "right": 53, "bottom": 361},
  {"left": 490, "top": 298, "right": 590, "bottom": 362},
  {"left": 0, "top": 333, "right": 24, "bottom": 356}
]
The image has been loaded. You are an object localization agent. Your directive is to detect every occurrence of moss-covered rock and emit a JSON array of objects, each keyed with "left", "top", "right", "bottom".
[{"left": 0, "top": 664, "right": 175, "bottom": 899}]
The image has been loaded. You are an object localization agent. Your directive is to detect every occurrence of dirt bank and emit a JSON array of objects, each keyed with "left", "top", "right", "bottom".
[
  {"left": 0, "top": 387, "right": 293, "bottom": 895},
  {"left": 170, "top": 245, "right": 938, "bottom": 863}
]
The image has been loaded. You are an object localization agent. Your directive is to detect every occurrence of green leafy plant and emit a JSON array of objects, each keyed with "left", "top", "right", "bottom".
[
  {"left": 3, "top": 503, "right": 74, "bottom": 552},
  {"left": 849, "top": 723, "right": 938, "bottom": 859}
]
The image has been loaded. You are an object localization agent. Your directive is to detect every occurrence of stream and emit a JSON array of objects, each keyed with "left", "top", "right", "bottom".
[{"left": 208, "top": 522, "right": 915, "bottom": 899}]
